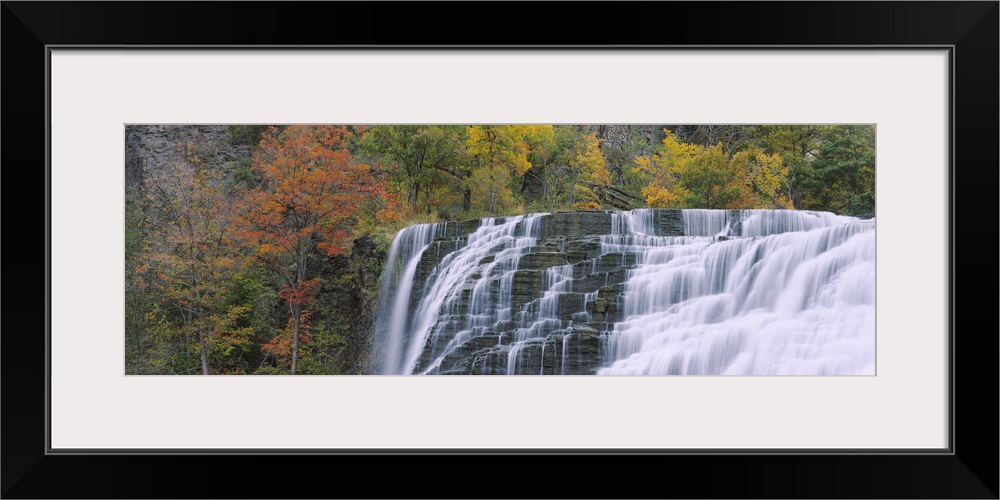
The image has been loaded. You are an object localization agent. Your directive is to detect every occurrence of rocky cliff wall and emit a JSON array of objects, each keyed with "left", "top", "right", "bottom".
[{"left": 125, "top": 125, "right": 253, "bottom": 193}]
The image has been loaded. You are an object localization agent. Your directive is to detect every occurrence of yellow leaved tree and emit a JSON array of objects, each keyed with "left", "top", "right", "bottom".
[
  {"left": 633, "top": 130, "right": 792, "bottom": 209},
  {"left": 570, "top": 131, "right": 611, "bottom": 210},
  {"left": 466, "top": 125, "right": 552, "bottom": 215}
]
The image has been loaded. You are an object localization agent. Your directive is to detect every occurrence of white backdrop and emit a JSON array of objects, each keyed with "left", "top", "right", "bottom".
[{"left": 50, "top": 50, "right": 948, "bottom": 450}]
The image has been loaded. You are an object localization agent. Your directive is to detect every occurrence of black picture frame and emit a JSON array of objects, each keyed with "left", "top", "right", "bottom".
[{"left": 3, "top": 2, "right": 996, "bottom": 498}]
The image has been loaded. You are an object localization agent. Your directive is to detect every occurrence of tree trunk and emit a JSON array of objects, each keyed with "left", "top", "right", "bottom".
[
  {"left": 198, "top": 329, "right": 210, "bottom": 375},
  {"left": 488, "top": 168, "right": 496, "bottom": 214},
  {"left": 291, "top": 302, "right": 301, "bottom": 374},
  {"left": 195, "top": 284, "right": 208, "bottom": 375},
  {"left": 291, "top": 246, "right": 309, "bottom": 375},
  {"left": 183, "top": 309, "right": 192, "bottom": 355}
]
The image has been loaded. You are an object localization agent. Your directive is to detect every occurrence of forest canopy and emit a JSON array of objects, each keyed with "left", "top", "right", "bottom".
[{"left": 125, "top": 124, "right": 875, "bottom": 375}]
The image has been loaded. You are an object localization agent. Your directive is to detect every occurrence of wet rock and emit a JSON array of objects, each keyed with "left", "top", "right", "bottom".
[{"left": 393, "top": 210, "right": 691, "bottom": 375}]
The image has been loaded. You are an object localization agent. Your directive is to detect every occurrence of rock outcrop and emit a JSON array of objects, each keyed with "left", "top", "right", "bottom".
[
  {"left": 125, "top": 125, "right": 253, "bottom": 193},
  {"left": 376, "top": 210, "right": 695, "bottom": 375}
]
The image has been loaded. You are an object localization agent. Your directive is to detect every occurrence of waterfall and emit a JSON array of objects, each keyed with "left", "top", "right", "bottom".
[
  {"left": 370, "top": 221, "right": 448, "bottom": 375},
  {"left": 600, "top": 210, "right": 874, "bottom": 375},
  {"left": 373, "top": 209, "right": 875, "bottom": 375},
  {"left": 373, "top": 214, "right": 548, "bottom": 374}
]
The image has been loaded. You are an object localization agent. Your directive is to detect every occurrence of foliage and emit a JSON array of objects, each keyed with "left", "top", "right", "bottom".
[
  {"left": 236, "top": 125, "right": 379, "bottom": 374},
  {"left": 802, "top": 125, "right": 876, "bottom": 215},
  {"left": 568, "top": 131, "right": 610, "bottom": 210},
  {"left": 634, "top": 130, "right": 793, "bottom": 209},
  {"left": 465, "top": 125, "right": 538, "bottom": 215},
  {"left": 358, "top": 125, "right": 466, "bottom": 216},
  {"left": 225, "top": 125, "right": 270, "bottom": 146},
  {"left": 125, "top": 193, "right": 151, "bottom": 374},
  {"left": 295, "top": 319, "right": 349, "bottom": 375},
  {"left": 745, "top": 125, "right": 821, "bottom": 208},
  {"left": 633, "top": 131, "right": 700, "bottom": 207},
  {"left": 593, "top": 125, "right": 656, "bottom": 207},
  {"left": 135, "top": 141, "right": 253, "bottom": 375},
  {"left": 730, "top": 148, "right": 792, "bottom": 209}
]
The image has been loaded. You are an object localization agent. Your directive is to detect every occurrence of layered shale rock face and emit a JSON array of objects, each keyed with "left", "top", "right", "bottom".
[
  {"left": 125, "top": 125, "right": 253, "bottom": 193},
  {"left": 372, "top": 209, "right": 876, "bottom": 376}
]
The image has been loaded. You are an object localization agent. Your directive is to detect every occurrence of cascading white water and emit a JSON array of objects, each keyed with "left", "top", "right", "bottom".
[
  {"left": 374, "top": 214, "right": 550, "bottom": 374},
  {"left": 374, "top": 209, "right": 875, "bottom": 375},
  {"left": 600, "top": 209, "right": 874, "bottom": 375},
  {"left": 371, "top": 221, "right": 449, "bottom": 374}
]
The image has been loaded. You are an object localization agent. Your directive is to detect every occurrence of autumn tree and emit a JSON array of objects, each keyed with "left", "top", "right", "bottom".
[
  {"left": 730, "top": 148, "right": 792, "bottom": 209},
  {"left": 238, "top": 125, "right": 378, "bottom": 374},
  {"left": 465, "top": 125, "right": 551, "bottom": 215},
  {"left": 673, "top": 142, "right": 752, "bottom": 209},
  {"left": 136, "top": 140, "right": 252, "bottom": 375},
  {"left": 634, "top": 130, "right": 781, "bottom": 209},
  {"left": 522, "top": 127, "right": 619, "bottom": 211},
  {"left": 567, "top": 130, "right": 611, "bottom": 210},
  {"left": 632, "top": 130, "right": 701, "bottom": 207}
]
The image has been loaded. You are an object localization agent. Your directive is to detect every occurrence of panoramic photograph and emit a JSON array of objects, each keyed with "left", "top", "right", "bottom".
[{"left": 125, "top": 124, "right": 875, "bottom": 375}]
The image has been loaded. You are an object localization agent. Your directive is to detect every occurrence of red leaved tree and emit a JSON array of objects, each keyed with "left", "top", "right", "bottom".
[{"left": 237, "top": 125, "right": 378, "bottom": 374}]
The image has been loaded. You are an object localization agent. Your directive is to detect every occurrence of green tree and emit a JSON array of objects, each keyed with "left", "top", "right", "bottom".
[
  {"left": 358, "top": 125, "right": 465, "bottom": 215},
  {"left": 803, "top": 125, "right": 876, "bottom": 215},
  {"left": 125, "top": 192, "right": 152, "bottom": 373},
  {"left": 225, "top": 125, "right": 271, "bottom": 146},
  {"left": 746, "top": 125, "right": 821, "bottom": 208}
]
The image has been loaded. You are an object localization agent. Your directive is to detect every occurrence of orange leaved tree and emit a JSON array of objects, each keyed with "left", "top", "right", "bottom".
[{"left": 238, "top": 125, "right": 377, "bottom": 374}]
